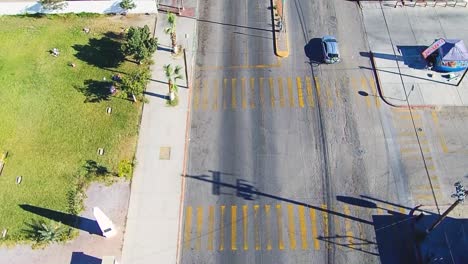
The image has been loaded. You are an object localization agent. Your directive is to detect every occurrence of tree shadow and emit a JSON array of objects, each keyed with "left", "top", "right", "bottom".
[
  {"left": 19, "top": 204, "right": 102, "bottom": 236},
  {"left": 83, "top": 160, "right": 111, "bottom": 177},
  {"left": 72, "top": 35, "right": 124, "bottom": 68},
  {"left": 74, "top": 79, "right": 112, "bottom": 103},
  {"left": 70, "top": 252, "right": 101, "bottom": 264},
  {"left": 304, "top": 38, "right": 324, "bottom": 64}
]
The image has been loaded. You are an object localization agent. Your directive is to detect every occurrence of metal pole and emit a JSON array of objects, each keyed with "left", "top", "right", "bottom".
[{"left": 455, "top": 67, "right": 468, "bottom": 87}]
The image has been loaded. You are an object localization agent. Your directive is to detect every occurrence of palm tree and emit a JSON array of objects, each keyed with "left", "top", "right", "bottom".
[
  {"left": 164, "top": 12, "right": 178, "bottom": 53},
  {"left": 163, "top": 64, "right": 184, "bottom": 101}
]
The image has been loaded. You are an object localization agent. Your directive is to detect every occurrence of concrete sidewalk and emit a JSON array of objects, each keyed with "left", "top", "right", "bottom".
[
  {"left": 362, "top": 4, "right": 468, "bottom": 107},
  {"left": 121, "top": 12, "right": 197, "bottom": 264}
]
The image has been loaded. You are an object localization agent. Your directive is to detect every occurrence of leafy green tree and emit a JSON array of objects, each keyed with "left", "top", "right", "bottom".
[
  {"left": 164, "top": 13, "right": 178, "bottom": 53},
  {"left": 119, "top": 0, "right": 136, "bottom": 13},
  {"left": 122, "top": 25, "right": 158, "bottom": 64},
  {"left": 23, "top": 219, "right": 67, "bottom": 244},
  {"left": 163, "top": 64, "right": 184, "bottom": 101},
  {"left": 39, "top": 0, "right": 68, "bottom": 11},
  {"left": 118, "top": 68, "right": 150, "bottom": 102}
]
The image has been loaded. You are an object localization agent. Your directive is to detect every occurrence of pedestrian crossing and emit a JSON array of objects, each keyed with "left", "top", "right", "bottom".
[
  {"left": 191, "top": 76, "right": 381, "bottom": 111},
  {"left": 182, "top": 203, "right": 405, "bottom": 252}
]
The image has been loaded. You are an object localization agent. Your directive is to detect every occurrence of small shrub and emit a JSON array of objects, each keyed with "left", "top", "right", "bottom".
[
  {"left": 120, "top": 0, "right": 136, "bottom": 12},
  {"left": 23, "top": 220, "right": 67, "bottom": 245},
  {"left": 118, "top": 160, "right": 133, "bottom": 178},
  {"left": 39, "top": 0, "right": 68, "bottom": 11}
]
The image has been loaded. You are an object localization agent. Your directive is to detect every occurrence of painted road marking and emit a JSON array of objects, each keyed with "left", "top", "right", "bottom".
[
  {"left": 359, "top": 77, "right": 371, "bottom": 108},
  {"left": 369, "top": 76, "right": 381, "bottom": 108},
  {"left": 202, "top": 80, "right": 209, "bottom": 110},
  {"left": 276, "top": 204, "right": 285, "bottom": 250},
  {"left": 231, "top": 205, "right": 237, "bottom": 250},
  {"left": 193, "top": 79, "right": 200, "bottom": 110},
  {"left": 241, "top": 78, "right": 247, "bottom": 110},
  {"left": 321, "top": 204, "right": 329, "bottom": 248},
  {"left": 223, "top": 78, "right": 228, "bottom": 110},
  {"left": 219, "top": 205, "right": 225, "bottom": 251},
  {"left": 287, "top": 77, "right": 295, "bottom": 107},
  {"left": 269, "top": 77, "right": 275, "bottom": 108},
  {"left": 243, "top": 205, "right": 248, "bottom": 250},
  {"left": 265, "top": 205, "right": 272, "bottom": 250},
  {"left": 208, "top": 206, "right": 214, "bottom": 250},
  {"left": 309, "top": 208, "right": 320, "bottom": 250},
  {"left": 306, "top": 76, "right": 314, "bottom": 107},
  {"left": 212, "top": 79, "right": 219, "bottom": 111},
  {"left": 287, "top": 204, "right": 297, "bottom": 250},
  {"left": 254, "top": 205, "right": 260, "bottom": 250},
  {"left": 278, "top": 77, "right": 285, "bottom": 107},
  {"left": 231, "top": 78, "right": 237, "bottom": 109},
  {"left": 334, "top": 209, "right": 342, "bottom": 244},
  {"left": 431, "top": 111, "right": 449, "bottom": 153},
  {"left": 343, "top": 205, "right": 354, "bottom": 248},
  {"left": 196, "top": 207, "right": 203, "bottom": 250},
  {"left": 315, "top": 77, "right": 322, "bottom": 101},
  {"left": 298, "top": 205, "right": 308, "bottom": 249},
  {"left": 335, "top": 81, "right": 342, "bottom": 101},
  {"left": 326, "top": 84, "right": 333, "bottom": 108},
  {"left": 250, "top": 77, "right": 256, "bottom": 109},
  {"left": 259, "top": 77, "right": 265, "bottom": 107},
  {"left": 184, "top": 206, "right": 192, "bottom": 249},
  {"left": 297, "top": 77, "right": 305, "bottom": 108}
]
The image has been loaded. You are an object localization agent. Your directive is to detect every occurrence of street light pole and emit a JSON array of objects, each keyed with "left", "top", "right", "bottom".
[{"left": 426, "top": 182, "right": 468, "bottom": 234}]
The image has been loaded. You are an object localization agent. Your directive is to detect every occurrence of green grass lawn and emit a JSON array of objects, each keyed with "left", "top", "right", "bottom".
[{"left": 0, "top": 14, "right": 142, "bottom": 243}]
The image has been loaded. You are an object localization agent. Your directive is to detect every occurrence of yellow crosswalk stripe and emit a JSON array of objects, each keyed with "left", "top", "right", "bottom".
[
  {"left": 194, "top": 79, "right": 200, "bottom": 110},
  {"left": 196, "top": 207, "right": 203, "bottom": 250},
  {"left": 269, "top": 77, "right": 275, "bottom": 108},
  {"left": 231, "top": 78, "right": 237, "bottom": 109},
  {"left": 321, "top": 204, "right": 329, "bottom": 248},
  {"left": 343, "top": 205, "right": 354, "bottom": 249},
  {"left": 431, "top": 110, "right": 449, "bottom": 153},
  {"left": 278, "top": 77, "right": 285, "bottom": 107},
  {"left": 305, "top": 76, "right": 315, "bottom": 107},
  {"left": 314, "top": 77, "right": 322, "bottom": 101},
  {"left": 287, "top": 204, "right": 297, "bottom": 250},
  {"left": 241, "top": 78, "right": 247, "bottom": 109},
  {"left": 399, "top": 207, "right": 406, "bottom": 214},
  {"left": 243, "top": 205, "right": 248, "bottom": 250},
  {"left": 202, "top": 80, "right": 209, "bottom": 110},
  {"left": 265, "top": 205, "right": 272, "bottom": 250},
  {"left": 369, "top": 76, "right": 381, "bottom": 108},
  {"left": 377, "top": 208, "right": 384, "bottom": 215},
  {"left": 184, "top": 206, "right": 192, "bottom": 249},
  {"left": 208, "top": 206, "right": 214, "bottom": 250},
  {"left": 298, "top": 205, "right": 308, "bottom": 249},
  {"left": 213, "top": 79, "right": 218, "bottom": 111},
  {"left": 287, "top": 77, "right": 295, "bottom": 107},
  {"left": 223, "top": 78, "right": 228, "bottom": 110},
  {"left": 326, "top": 85, "right": 333, "bottom": 108},
  {"left": 254, "top": 205, "right": 260, "bottom": 250},
  {"left": 309, "top": 208, "right": 320, "bottom": 250},
  {"left": 250, "top": 77, "right": 256, "bottom": 109},
  {"left": 360, "top": 77, "right": 372, "bottom": 108},
  {"left": 335, "top": 81, "right": 342, "bottom": 101},
  {"left": 276, "top": 204, "right": 285, "bottom": 250},
  {"left": 259, "top": 77, "right": 265, "bottom": 108},
  {"left": 231, "top": 205, "right": 237, "bottom": 250},
  {"left": 333, "top": 209, "right": 342, "bottom": 244},
  {"left": 220, "top": 205, "right": 225, "bottom": 251},
  {"left": 296, "top": 77, "right": 305, "bottom": 108}
]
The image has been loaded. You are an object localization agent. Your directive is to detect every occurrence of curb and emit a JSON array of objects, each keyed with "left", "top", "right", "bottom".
[
  {"left": 271, "top": 0, "right": 289, "bottom": 58},
  {"left": 369, "top": 51, "right": 436, "bottom": 110}
]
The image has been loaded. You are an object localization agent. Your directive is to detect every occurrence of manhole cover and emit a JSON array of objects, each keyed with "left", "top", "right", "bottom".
[{"left": 159, "top": 147, "right": 171, "bottom": 160}]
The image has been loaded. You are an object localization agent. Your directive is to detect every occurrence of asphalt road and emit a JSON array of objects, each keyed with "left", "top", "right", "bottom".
[{"left": 181, "top": 0, "right": 416, "bottom": 263}]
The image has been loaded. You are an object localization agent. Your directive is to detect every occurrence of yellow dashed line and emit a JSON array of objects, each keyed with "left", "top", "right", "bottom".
[
  {"left": 399, "top": 131, "right": 426, "bottom": 137},
  {"left": 343, "top": 205, "right": 354, "bottom": 249},
  {"left": 208, "top": 206, "right": 214, "bottom": 250},
  {"left": 276, "top": 204, "right": 285, "bottom": 250},
  {"left": 196, "top": 207, "right": 203, "bottom": 250},
  {"left": 321, "top": 204, "right": 329, "bottom": 248},
  {"left": 254, "top": 205, "right": 260, "bottom": 250},
  {"left": 305, "top": 76, "right": 315, "bottom": 107},
  {"left": 269, "top": 77, "right": 275, "bottom": 108},
  {"left": 265, "top": 205, "right": 272, "bottom": 250},
  {"left": 259, "top": 77, "right": 265, "bottom": 108},
  {"left": 369, "top": 76, "right": 381, "bottom": 108},
  {"left": 250, "top": 77, "right": 256, "bottom": 109},
  {"left": 309, "top": 208, "right": 320, "bottom": 250},
  {"left": 231, "top": 205, "right": 237, "bottom": 251},
  {"left": 326, "top": 85, "right": 333, "bottom": 108},
  {"left": 231, "top": 78, "right": 237, "bottom": 109},
  {"left": 212, "top": 79, "right": 218, "bottom": 111},
  {"left": 298, "top": 205, "right": 308, "bottom": 249},
  {"left": 431, "top": 111, "right": 449, "bottom": 153},
  {"left": 243, "top": 205, "right": 248, "bottom": 250},
  {"left": 219, "top": 205, "right": 225, "bottom": 251},
  {"left": 202, "top": 80, "right": 209, "bottom": 110},
  {"left": 223, "top": 78, "right": 227, "bottom": 110},
  {"left": 360, "top": 77, "right": 372, "bottom": 108},
  {"left": 278, "top": 77, "right": 285, "bottom": 107},
  {"left": 184, "top": 206, "right": 192, "bottom": 249},
  {"left": 287, "top": 77, "right": 295, "bottom": 107},
  {"left": 241, "top": 78, "right": 247, "bottom": 110},
  {"left": 296, "top": 77, "right": 305, "bottom": 108},
  {"left": 400, "top": 147, "right": 430, "bottom": 154},
  {"left": 287, "top": 204, "right": 297, "bottom": 250}
]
